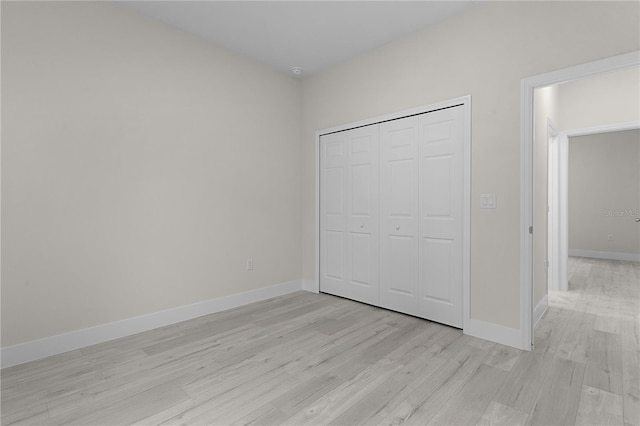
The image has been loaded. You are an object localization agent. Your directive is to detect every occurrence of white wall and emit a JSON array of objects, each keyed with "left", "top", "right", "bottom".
[
  {"left": 302, "top": 1, "right": 639, "bottom": 329},
  {"left": 1, "top": 2, "right": 302, "bottom": 347},
  {"left": 568, "top": 130, "right": 640, "bottom": 257},
  {"left": 558, "top": 66, "right": 640, "bottom": 131}
]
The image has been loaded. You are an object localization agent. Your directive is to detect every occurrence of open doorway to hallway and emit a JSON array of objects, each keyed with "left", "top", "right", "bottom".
[
  {"left": 532, "top": 65, "right": 640, "bottom": 326},
  {"left": 567, "top": 129, "right": 640, "bottom": 265},
  {"left": 530, "top": 63, "right": 639, "bottom": 426}
]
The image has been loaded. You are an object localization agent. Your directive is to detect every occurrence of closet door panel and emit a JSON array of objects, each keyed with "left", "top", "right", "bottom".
[
  {"left": 320, "top": 132, "right": 348, "bottom": 298},
  {"left": 320, "top": 125, "right": 379, "bottom": 305},
  {"left": 379, "top": 117, "right": 420, "bottom": 316},
  {"left": 418, "top": 106, "right": 464, "bottom": 327},
  {"left": 346, "top": 127, "right": 379, "bottom": 305},
  {"left": 422, "top": 237, "right": 453, "bottom": 301}
]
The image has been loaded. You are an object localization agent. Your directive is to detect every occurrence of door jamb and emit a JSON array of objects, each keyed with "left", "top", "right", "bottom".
[{"left": 547, "top": 118, "right": 569, "bottom": 293}]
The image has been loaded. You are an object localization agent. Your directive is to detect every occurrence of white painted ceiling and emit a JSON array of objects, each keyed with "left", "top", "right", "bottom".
[{"left": 118, "top": 1, "right": 479, "bottom": 77}]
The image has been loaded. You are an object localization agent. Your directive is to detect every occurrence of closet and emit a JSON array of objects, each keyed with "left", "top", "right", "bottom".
[{"left": 320, "top": 104, "right": 465, "bottom": 328}]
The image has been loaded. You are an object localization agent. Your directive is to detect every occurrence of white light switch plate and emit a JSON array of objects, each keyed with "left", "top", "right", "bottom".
[{"left": 480, "top": 193, "right": 497, "bottom": 209}]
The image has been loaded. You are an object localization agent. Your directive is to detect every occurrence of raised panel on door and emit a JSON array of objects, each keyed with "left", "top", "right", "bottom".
[
  {"left": 320, "top": 132, "right": 348, "bottom": 299},
  {"left": 379, "top": 117, "right": 420, "bottom": 316},
  {"left": 418, "top": 106, "right": 464, "bottom": 327},
  {"left": 346, "top": 127, "right": 379, "bottom": 305}
]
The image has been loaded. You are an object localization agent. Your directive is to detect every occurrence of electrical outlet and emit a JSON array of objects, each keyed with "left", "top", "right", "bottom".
[
  {"left": 607, "top": 234, "right": 614, "bottom": 241},
  {"left": 246, "top": 257, "right": 253, "bottom": 270}
]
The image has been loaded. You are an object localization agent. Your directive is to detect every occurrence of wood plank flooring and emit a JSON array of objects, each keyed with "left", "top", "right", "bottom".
[{"left": 2, "top": 257, "right": 638, "bottom": 425}]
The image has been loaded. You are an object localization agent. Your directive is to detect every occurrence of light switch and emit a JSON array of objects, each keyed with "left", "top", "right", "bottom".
[{"left": 480, "top": 193, "right": 497, "bottom": 209}]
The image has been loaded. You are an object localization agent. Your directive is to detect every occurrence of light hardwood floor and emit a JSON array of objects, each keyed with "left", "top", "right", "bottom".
[{"left": 2, "top": 257, "right": 638, "bottom": 425}]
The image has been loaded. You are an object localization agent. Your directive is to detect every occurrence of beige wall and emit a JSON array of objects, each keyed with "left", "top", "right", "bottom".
[
  {"left": 302, "top": 1, "right": 639, "bottom": 329},
  {"left": 1, "top": 2, "right": 302, "bottom": 346},
  {"left": 558, "top": 66, "right": 640, "bottom": 131},
  {"left": 533, "top": 86, "right": 559, "bottom": 306},
  {"left": 2, "top": 1, "right": 639, "bottom": 349},
  {"left": 568, "top": 130, "right": 640, "bottom": 255}
]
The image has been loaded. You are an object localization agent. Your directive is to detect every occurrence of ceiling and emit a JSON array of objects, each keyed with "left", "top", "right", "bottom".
[{"left": 118, "top": 1, "right": 480, "bottom": 78}]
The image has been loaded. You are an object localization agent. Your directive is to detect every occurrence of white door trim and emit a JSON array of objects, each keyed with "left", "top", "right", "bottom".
[
  {"left": 547, "top": 118, "right": 568, "bottom": 293},
  {"left": 565, "top": 120, "right": 640, "bottom": 138},
  {"left": 314, "top": 96, "right": 471, "bottom": 332},
  {"left": 547, "top": 119, "right": 559, "bottom": 292},
  {"left": 520, "top": 50, "right": 640, "bottom": 350}
]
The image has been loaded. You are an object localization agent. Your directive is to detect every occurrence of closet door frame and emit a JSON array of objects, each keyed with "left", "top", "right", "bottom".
[{"left": 314, "top": 95, "right": 471, "bottom": 333}]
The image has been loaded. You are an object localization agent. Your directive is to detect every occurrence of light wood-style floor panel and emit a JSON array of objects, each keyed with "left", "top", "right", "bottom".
[{"left": 2, "top": 257, "right": 638, "bottom": 425}]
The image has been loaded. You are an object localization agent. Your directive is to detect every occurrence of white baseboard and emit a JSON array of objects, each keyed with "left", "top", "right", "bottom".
[
  {"left": 302, "top": 279, "right": 318, "bottom": 293},
  {"left": 533, "top": 295, "right": 548, "bottom": 327},
  {"left": 569, "top": 249, "right": 640, "bottom": 262},
  {"left": 464, "top": 319, "right": 528, "bottom": 350},
  {"left": 1, "top": 280, "right": 303, "bottom": 369}
]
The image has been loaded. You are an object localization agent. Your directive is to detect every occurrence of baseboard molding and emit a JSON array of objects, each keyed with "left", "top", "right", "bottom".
[
  {"left": 302, "top": 279, "right": 318, "bottom": 293},
  {"left": 464, "top": 319, "right": 528, "bottom": 350},
  {"left": 533, "top": 295, "right": 548, "bottom": 328},
  {"left": 569, "top": 249, "right": 640, "bottom": 262},
  {"left": 1, "top": 280, "right": 303, "bottom": 369}
]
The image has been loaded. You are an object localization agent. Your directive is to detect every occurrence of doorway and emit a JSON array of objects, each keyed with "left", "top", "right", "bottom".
[
  {"left": 520, "top": 51, "right": 640, "bottom": 349},
  {"left": 534, "top": 69, "right": 639, "bottom": 329},
  {"left": 546, "top": 126, "right": 638, "bottom": 299}
]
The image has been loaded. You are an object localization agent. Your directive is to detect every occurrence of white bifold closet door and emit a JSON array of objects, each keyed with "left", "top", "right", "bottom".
[
  {"left": 319, "top": 124, "right": 379, "bottom": 306},
  {"left": 379, "top": 116, "right": 421, "bottom": 316},
  {"left": 320, "top": 105, "right": 464, "bottom": 328},
  {"left": 419, "top": 106, "right": 464, "bottom": 327}
]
